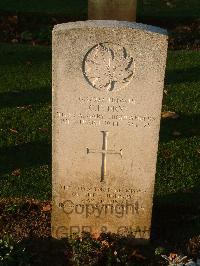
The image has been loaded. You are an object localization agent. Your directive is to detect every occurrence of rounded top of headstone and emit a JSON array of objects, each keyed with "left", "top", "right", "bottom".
[{"left": 53, "top": 20, "right": 168, "bottom": 36}]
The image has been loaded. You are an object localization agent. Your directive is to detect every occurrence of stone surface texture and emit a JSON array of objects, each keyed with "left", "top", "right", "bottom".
[{"left": 52, "top": 20, "right": 168, "bottom": 240}]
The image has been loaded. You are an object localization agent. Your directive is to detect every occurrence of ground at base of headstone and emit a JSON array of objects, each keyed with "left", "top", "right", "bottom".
[{"left": 0, "top": 199, "right": 200, "bottom": 266}]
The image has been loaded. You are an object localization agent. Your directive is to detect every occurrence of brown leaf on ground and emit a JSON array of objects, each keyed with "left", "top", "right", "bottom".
[
  {"left": 164, "top": 89, "right": 168, "bottom": 95},
  {"left": 101, "top": 240, "right": 110, "bottom": 248},
  {"left": 11, "top": 169, "right": 21, "bottom": 176},
  {"left": 162, "top": 111, "right": 180, "bottom": 119},
  {"left": 172, "top": 131, "right": 181, "bottom": 136},
  {"left": 161, "top": 149, "right": 173, "bottom": 159},
  {"left": 188, "top": 128, "right": 198, "bottom": 135},
  {"left": 166, "top": 1, "right": 174, "bottom": 8},
  {"left": 39, "top": 127, "right": 49, "bottom": 132},
  {"left": 42, "top": 204, "right": 52, "bottom": 212},
  {"left": 169, "top": 253, "right": 178, "bottom": 260},
  {"left": 131, "top": 250, "right": 146, "bottom": 260},
  {"left": 8, "top": 15, "right": 18, "bottom": 24},
  {"left": 9, "top": 128, "right": 18, "bottom": 133},
  {"left": 11, "top": 39, "right": 18, "bottom": 43},
  {"left": 0, "top": 199, "right": 51, "bottom": 242}
]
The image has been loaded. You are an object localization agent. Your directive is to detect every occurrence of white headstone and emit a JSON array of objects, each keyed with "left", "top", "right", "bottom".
[{"left": 52, "top": 21, "right": 168, "bottom": 240}]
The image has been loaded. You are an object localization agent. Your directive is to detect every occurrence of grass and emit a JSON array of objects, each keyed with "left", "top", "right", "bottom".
[
  {"left": 157, "top": 50, "right": 200, "bottom": 195},
  {"left": 0, "top": 43, "right": 199, "bottom": 204},
  {"left": 139, "top": 0, "right": 200, "bottom": 20},
  {"left": 0, "top": 0, "right": 87, "bottom": 17},
  {"left": 0, "top": 0, "right": 199, "bottom": 20},
  {"left": 0, "top": 43, "right": 51, "bottom": 199}
]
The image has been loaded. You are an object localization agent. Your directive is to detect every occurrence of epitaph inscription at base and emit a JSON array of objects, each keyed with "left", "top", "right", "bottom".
[{"left": 52, "top": 21, "right": 168, "bottom": 240}]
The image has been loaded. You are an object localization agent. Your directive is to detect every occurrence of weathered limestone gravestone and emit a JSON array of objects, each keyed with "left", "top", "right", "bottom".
[
  {"left": 88, "top": 0, "right": 137, "bottom": 21},
  {"left": 52, "top": 21, "right": 168, "bottom": 240}
]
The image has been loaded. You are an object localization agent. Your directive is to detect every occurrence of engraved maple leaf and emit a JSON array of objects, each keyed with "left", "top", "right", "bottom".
[{"left": 84, "top": 43, "right": 134, "bottom": 91}]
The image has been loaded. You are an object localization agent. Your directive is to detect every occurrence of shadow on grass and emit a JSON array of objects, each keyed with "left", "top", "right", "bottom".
[
  {"left": 0, "top": 141, "right": 51, "bottom": 175},
  {"left": 152, "top": 189, "right": 200, "bottom": 247},
  {"left": 166, "top": 67, "right": 200, "bottom": 85},
  {"left": 0, "top": 43, "right": 51, "bottom": 65},
  {"left": 160, "top": 113, "right": 200, "bottom": 142},
  {"left": 19, "top": 235, "right": 155, "bottom": 266},
  {"left": 0, "top": 0, "right": 87, "bottom": 18},
  {"left": 23, "top": 238, "right": 68, "bottom": 266},
  {"left": 0, "top": 86, "right": 51, "bottom": 108}
]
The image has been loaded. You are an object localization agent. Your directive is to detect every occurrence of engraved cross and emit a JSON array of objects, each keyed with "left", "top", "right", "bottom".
[{"left": 87, "top": 131, "right": 122, "bottom": 182}]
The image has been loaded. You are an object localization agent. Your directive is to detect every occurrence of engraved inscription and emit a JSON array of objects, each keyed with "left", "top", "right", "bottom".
[
  {"left": 57, "top": 183, "right": 147, "bottom": 209},
  {"left": 87, "top": 131, "right": 122, "bottom": 182},
  {"left": 56, "top": 96, "right": 156, "bottom": 128},
  {"left": 57, "top": 183, "right": 147, "bottom": 218},
  {"left": 83, "top": 43, "right": 135, "bottom": 91}
]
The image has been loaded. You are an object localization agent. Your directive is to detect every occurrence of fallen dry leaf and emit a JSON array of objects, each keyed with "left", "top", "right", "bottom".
[
  {"left": 101, "top": 240, "right": 110, "bottom": 248},
  {"left": 8, "top": 15, "right": 18, "bottom": 24},
  {"left": 166, "top": 1, "right": 174, "bottom": 8},
  {"left": 169, "top": 253, "right": 177, "bottom": 260},
  {"left": 11, "top": 39, "right": 18, "bottom": 43},
  {"left": 172, "top": 131, "right": 181, "bottom": 136},
  {"left": 162, "top": 149, "right": 172, "bottom": 159},
  {"left": 162, "top": 111, "right": 180, "bottom": 119},
  {"left": 188, "top": 128, "right": 198, "bottom": 135},
  {"left": 42, "top": 204, "right": 51, "bottom": 212},
  {"left": 131, "top": 250, "right": 146, "bottom": 260},
  {"left": 9, "top": 128, "right": 18, "bottom": 133},
  {"left": 39, "top": 127, "right": 49, "bottom": 132},
  {"left": 11, "top": 169, "right": 21, "bottom": 176}
]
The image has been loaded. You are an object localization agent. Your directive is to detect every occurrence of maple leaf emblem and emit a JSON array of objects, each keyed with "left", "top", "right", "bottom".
[{"left": 83, "top": 43, "right": 135, "bottom": 91}]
